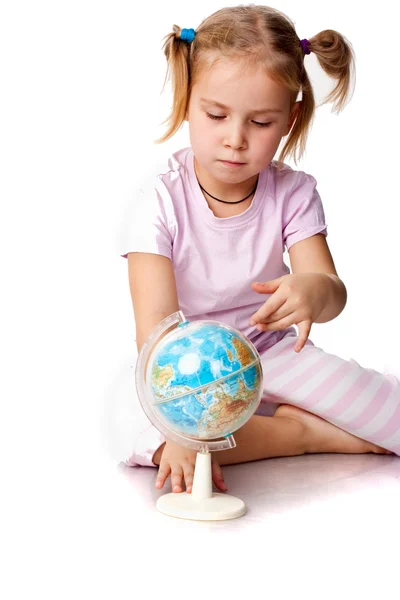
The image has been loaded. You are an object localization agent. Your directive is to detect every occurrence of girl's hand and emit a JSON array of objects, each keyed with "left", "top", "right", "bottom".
[
  {"left": 153, "top": 440, "right": 227, "bottom": 494},
  {"left": 249, "top": 273, "right": 331, "bottom": 352}
]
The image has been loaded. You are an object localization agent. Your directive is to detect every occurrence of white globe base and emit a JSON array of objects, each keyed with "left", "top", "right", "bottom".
[
  {"left": 156, "top": 491, "right": 246, "bottom": 521},
  {"left": 155, "top": 450, "right": 246, "bottom": 521}
]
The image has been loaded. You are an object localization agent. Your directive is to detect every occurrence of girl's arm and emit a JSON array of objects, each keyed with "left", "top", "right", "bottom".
[
  {"left": 288, "top": 233, "right": 347, "bottom": 323},
  {"left": 124, "top": 252, "right": 180, "bottom": 467},
  {"left": 127, "top": 252, "right": 180, "bottom": 352}
]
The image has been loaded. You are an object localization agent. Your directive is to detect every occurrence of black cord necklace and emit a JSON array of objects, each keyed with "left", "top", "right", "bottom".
[{"left": 197, "top": 176, "right": 259, "bottom": 204}]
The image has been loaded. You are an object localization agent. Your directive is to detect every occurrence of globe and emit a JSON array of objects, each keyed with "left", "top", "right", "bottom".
[{"left": 135, "top": 310, "right": 264, "bottom": 521}]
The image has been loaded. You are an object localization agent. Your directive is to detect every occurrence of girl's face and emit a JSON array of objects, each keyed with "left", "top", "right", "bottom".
[{"left": 186, "top": 57, "right": 298, "bottom": 189}]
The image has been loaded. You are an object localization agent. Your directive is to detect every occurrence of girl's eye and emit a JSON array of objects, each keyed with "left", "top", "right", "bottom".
[
  {"left": 206, "top": 113, "right": 225, "bottom": 121},
  {"left": 206, "top": 113, "right": 272, "bottom": 127},
  {"left": 253, "top": 121, "right": 272, "bottom": 128}
]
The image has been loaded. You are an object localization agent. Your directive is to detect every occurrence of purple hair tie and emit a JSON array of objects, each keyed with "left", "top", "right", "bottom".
[{"left": 300, "top": 38, "right": 311, "bottom": 55}]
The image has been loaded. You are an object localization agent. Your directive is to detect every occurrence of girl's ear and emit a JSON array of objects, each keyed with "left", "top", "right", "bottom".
[{"left": 284, "top": 102, "right": 300, "bottom": 135}]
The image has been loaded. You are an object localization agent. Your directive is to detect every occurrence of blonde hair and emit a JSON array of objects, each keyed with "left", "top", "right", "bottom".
[{"left": 154, "top": 4, "right": 356, "bottom": 168}]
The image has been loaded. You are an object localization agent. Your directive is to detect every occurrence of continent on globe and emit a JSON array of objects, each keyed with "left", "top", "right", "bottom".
[
  {"left": 152, "top": 363, "right": 174, "bottom": 388},
  {"left": 152, "top": 362, "right": 192, "bottom": 400},
  {"left": 228, "top": 337, "right": 254, "bottom": 367},
  {"left": 197, "top": 374, "right": 260, "bottom": 436}
]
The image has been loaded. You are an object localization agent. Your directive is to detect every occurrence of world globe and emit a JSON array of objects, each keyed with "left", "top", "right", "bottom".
[{"left": 135, "top": 310, "right": 264, "bottom": 521}]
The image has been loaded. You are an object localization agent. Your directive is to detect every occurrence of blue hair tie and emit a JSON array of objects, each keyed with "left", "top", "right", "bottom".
[{"left": 180, "top": 28, "right": 196, "bottom": 43}]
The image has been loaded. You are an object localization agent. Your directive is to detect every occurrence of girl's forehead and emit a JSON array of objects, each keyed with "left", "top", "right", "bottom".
[
  {"left": 195, "top": 55, "right": 280, "bottom": 90},
  {"left": 200, "top": 54, "right": 260, "bottom": 78},
  {"left": 192, "top": 61, "right": 289, "bottom": 104}
]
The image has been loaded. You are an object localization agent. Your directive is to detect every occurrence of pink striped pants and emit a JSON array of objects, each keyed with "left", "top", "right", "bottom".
[{"left": 256, "top": 331, "right": 400, "bottom": 456}]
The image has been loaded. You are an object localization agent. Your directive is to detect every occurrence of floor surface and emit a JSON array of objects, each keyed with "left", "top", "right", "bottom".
[{"left": 7, "top": 433, "right": 400, "bottom": 599}]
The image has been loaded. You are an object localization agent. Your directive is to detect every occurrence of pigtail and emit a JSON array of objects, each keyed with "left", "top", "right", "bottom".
[
  {"left": 278, "top": 70, "right": 316, "bottom": 169},
  {"left": 154, "top": 26, "right": 194, "bottom": 144},
  {"left": 308, "top": 30, "right": 356, "bottom": 114},
  {"left": 278, "top": 29, "right": 355, "bottom": 167}
]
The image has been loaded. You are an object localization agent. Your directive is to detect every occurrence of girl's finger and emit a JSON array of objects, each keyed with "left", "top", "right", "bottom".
[
  {"left": 212, "top": 461, "right": 228, "bottom": 492},
  {"left": 170, "top": 465, "right": 184, "bottom": 493},
  {"left": 250, "top": 295, "right": 286, "bottom": 326},
  {"left": 155, "top": 463, "right": 171, "bottom": 489},
  {"left": 294, "top": 320, "right": 312, "bottom": 352},
  {"left": 182, "top": 464, "right": 195, "bottom": 494},
  {"left": 256, "top": 312, "right": 297, "bottom": 332},
  {"left": 261, "top": 300, "right": 292, "bottom": 324}
]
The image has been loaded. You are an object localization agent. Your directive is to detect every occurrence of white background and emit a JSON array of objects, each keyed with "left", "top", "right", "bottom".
[{"left": 1, "top": 1, "right": 399, "bottom": 598}]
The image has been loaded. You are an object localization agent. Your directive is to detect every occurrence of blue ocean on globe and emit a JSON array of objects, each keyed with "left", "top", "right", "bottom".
[{"left": 150, "top": 322, "right": 262, "bottom": 440}]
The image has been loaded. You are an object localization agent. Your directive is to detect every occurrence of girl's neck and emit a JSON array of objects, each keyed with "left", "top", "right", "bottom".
[{"left": 193, "top": 157, "right": 259, "bottom": 206}]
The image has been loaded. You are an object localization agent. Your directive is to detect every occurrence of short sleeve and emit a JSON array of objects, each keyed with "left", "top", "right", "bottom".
[
  {"left": 282, "top": 171, "right": 328, "bottom": 251},
  {"left": 120, "top": 177, "right": 175, "bottom": 260}
]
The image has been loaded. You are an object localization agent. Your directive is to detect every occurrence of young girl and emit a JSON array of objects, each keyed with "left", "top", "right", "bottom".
[{"left": 120, "top": 5, "right": 399, "bottom": 495}]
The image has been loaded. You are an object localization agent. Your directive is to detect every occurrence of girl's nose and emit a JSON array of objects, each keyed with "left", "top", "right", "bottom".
[{"left": 223, "top": 124, "right": 247, "bottom": 150}]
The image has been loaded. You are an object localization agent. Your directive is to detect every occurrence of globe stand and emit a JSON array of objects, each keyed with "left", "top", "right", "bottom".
[{"left": 156, "top": 447, "right": 246, "bottom": 521}]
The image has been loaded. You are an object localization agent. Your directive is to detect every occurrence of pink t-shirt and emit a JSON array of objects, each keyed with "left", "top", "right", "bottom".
[
  {"left": 120, "top": 145, "right": 328, "bottom": 465},
  {"left": 121, "top": 145, "right": 327, "bottom": 350}
]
